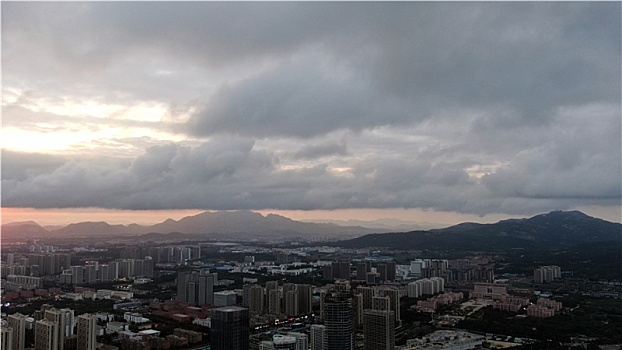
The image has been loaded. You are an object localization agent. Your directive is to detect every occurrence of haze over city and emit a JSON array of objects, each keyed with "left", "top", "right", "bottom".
[{"left": 2, "top": 2, "right": 620, "bottom": 226}]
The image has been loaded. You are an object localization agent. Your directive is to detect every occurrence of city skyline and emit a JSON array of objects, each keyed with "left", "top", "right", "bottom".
[{"left": 2, "top": 2, "right": 620, "bottom": 226}]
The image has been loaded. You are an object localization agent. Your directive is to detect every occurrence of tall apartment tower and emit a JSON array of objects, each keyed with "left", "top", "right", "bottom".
[
  {"left": 310, "top": 324, "right": 325, "bottom": 350},
  {"left": 372, "top": 296, "right": 390, "bottom": 311},
  {"left": 7, "top": 253, "right": 15, "bottom": 266},
  {"left": 8, "top": 313, "right": 26, "bottom": 350},
  {"left": 386, "top": 261, "right": 396, "bottom": 282},
  {"left": 210, "top": 306, "right": 250, "bottom": 350},
  {"left": 1, "top": 325, "right": 14, "bottom": 350},
  {"left": 249, "top": 285, "right": 265, "bottom": 314},
  {"left": 296, "top": 284, "right": 313, "bottom": 315},
  {"left": 71, "top": 266, "right": 84, "bottom": 285},
  {"left": 35, "top": 319, "right": 58, "bottom": 350},
  {"left": 265, "top": 281, "right": 279, "bottom": 296},
  {"left": 242, "top": 284, "right": 252, "bottom": 307},
  {"left": 354, "top": 293, "right": 364, "bottom": 328},
  {"left": 376, "top": 264, "right": 387, "bottom": 282},
  {"left": 323, "top": 293, "right": 354, "bottom": 350},
  {"left": 177, "top": 271, "right": 215, "bottom": 305},
  {"left": 287, "top": 332, "right": 308, "bottom": 350},
  {"left": 44, "top": 308, "right": 69, "bottom": 350},
  {"left": 282, "top": 283, "right": 296, "bottom": 296},
  {"left": 358, "top": 287, "right": 375, "bottom": 310},
  {"left": 77, "top": 314, "right": 97, "bottom": 350},
  {"left": 363, "top": 309, "right": 395, "bottom": 350},
  {"left": 285, "top": 290, "right": 299, "bottom": 317},
  {"left": 266, "top": 281, "right": 280, "bottom": 314},
  {"left": 383, "top": 288, "right": 401, "bottom": 327},
  {"left": 268, "top": 289, "right": 281, "bottom": 315}
]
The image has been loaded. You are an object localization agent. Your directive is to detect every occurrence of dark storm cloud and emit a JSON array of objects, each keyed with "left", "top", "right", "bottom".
[
  {"left": 5, "top": 2, "right": 619, "bottom": 131},
  {"left": 186, "top": 62, "right": 417, "bottom": 138},
  {"left": 2, "top": 2, "right": 620, "bottom": 217},
  {"left": 1, "top": 150, "right": 65, "bottom": 182}
]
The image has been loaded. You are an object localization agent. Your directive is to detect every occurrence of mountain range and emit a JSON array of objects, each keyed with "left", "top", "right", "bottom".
[
  {"left": 0, "top": 210, "right": 386, "bottom": 241},
  {"left": 336, "top": 210, "right": 621, "bottom": 251},
  {"left": 2, "top": 210, "right": 620, "bottom": 248}
]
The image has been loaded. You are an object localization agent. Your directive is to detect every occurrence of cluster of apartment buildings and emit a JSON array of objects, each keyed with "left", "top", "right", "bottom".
[
  {"left": 1, "top": 307, "right": 97, "bottom": 350},
  {"left": 526, "top": 298, "right": 563, "bottom": 318},
  {"left": 534, "top": 265, "right": 561, "bottom": 284},
  {"left": 59, "top": 258, "right": 154, "bottom": 285},
  {"left": 243, "top": 281, "right": 314, "bottom": 320},
  {"left": 470, "top": 282, "right": 563, "bottom": 317},
  {"left": 407, "top": 277, "right": 445, "bottom": 298},
  {"left": 415, "top": 292, "right": 464, "bottom": 312}
]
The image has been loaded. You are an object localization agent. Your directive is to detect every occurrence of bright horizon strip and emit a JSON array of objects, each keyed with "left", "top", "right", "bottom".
[{"left": 1, "top": 206, "right": 620, "bottom": 227}]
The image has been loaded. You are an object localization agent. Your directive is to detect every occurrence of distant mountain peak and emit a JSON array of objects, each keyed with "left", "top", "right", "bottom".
[
  {"left": 2, "top": 220, "right": 42, "bottom": 227},
  {"left": 337, "top": 210, "right": 621, "bottom": 251}
]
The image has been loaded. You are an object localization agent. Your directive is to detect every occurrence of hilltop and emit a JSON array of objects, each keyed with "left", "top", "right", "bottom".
[{"left": 335, "top": 210, "right": 621, "bottom": 251}]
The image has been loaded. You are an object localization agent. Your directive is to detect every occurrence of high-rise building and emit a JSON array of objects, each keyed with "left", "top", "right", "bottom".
[
  {"left": 358, "top": 287, "right": 375, "bottom": 310},
  {"left": 296, "top": 284, "right": 313, "bottom": 315},
  {"left": 266, "top": 281, "right": 279, "bottom": 313},
  {"left": 357, "top": 262, "right": 369, "bottom": 281},
  {"left": 35, "top": 319, "right": 58, "bottom": 350},
  {"left": 322, "top": 265, "right": 333, "bottom": 281},
  {"left": 287, "top": 332, "right": 308, "bottom": 350},
  {"left": 71, "top": 266, "right": 84, "bottom": 285},
  {"left": 1, "top": 325, "right": 14, "bottom": 350},
  {"left": 210, "top": 306, "right": 249, "bottom": 350},
  {"left": 188, "top": 281, "right": 197, "bottom": 304},
  {"left": 249, "top": 285, "right": 265, "bottom": 314},
  {"left": 323, "top": 293, "right": 354, "bottom": 350},
  {"left": 84, "top": 264, "right": 97, "bottom": 284},
  {"left": 376, "top": 264, "right": 387, "bottom": 282},
  {"left": 310, "top": 324, "right": 325, "bottom": 350},
  {"left": 282, "top": 283, "right": 296, "bottom": 296},
  {"left": 333, "top": 261, "right": 350, "bottom": 280},
  {"left": 363, "top": 309, "right": 394, "bottom": 350},
  {"left": 285, "top": 290, "right": 299, "bottom": 317},
  {"left": 410, "top": 260, "right": 424, "bottom": 276},
  {"left": 386, "top": 261, "right": 396, "bottom": 282},
  {"left": 1, "top": 324, "right": 13, "bottom": 350},
  {"left": 99, "top": 264, "right": 110, "bottom": 282},
  {"left": 534, "top": 265, "right": 561, "bottom": 283},
  {"left": 7, "top": 253, "right": 15, "bottom": 266},
  {"left": 118, "top": 259, "right": 133, "bottom": 279},
  {"left": 44, "top": 308, "right": 69, "bottom": 350},
  {"left": 366, "top": 272, "right": 379, "bottom": 285},
  {"left": 214, "top": 291, "right": 238, "bottom": 307},
  {"left": 242, "top": 284, "right": 252, "bottom": 307},
  {"left": 77, "top": 314, "right": 97, "bottom": 350},
  {"left": 354, "top": 293, "right": 364, "bottom": 328},
  {"left": 372, "top": 296, "right": 390, "bottom": 311},
  {"left": 407, "top": 280, "right": 421, "bottom": 298},
  {"left": 266, "top": 281, "right": 279, "bottom": 296},
  {"left": 201, "top": 271, "right": 216, "bottom": 306},
  {"left": 107, "top": 261, "right": 119, "bottom": 280},
  {"left": 177, "top": 271, "right": 216, "bottom": 305},
  {"left": 8, "top": 313, "right": 26, "bottom": 350},
  {"left": 268, "top": 289, "right": 281, "bottom": 315},
  {"left": 177, "top": 271, "right": 190, "bottom": 302},
  {"left": 383, "top": 288, "right": 401, "bottom": 327}
]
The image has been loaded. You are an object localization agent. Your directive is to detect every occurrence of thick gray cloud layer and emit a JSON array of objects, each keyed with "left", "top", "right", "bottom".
[{"left": 2, "top": 2, "right": 620, "bottom": 217}]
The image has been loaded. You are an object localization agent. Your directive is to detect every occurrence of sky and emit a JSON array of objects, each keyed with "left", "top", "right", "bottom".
[{"left": 2, "top": 2, "right": 621, "bottom": 226}]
